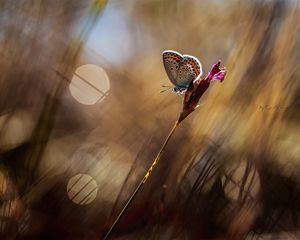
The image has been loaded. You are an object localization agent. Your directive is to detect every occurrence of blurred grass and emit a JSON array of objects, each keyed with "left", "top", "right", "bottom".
[{"left": 0, "top": 0, "right": 299, "bottom": 239}]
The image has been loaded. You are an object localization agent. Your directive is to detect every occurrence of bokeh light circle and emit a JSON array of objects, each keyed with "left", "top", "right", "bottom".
[
  {"left": 67, "top": 174, "right": 98, "bottom": 205},
  {"left": 69, "top": 64, "right": 110, "bottom": 105}
]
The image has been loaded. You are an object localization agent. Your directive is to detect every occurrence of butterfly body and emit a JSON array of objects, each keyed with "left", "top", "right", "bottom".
[{"left": 162, "top": 50, "right": 202, "bottom": 93}]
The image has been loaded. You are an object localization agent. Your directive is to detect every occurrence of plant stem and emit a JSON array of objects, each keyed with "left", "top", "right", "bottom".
[{"left": 103, "top": 120, "right": 180, "bottom": 240}]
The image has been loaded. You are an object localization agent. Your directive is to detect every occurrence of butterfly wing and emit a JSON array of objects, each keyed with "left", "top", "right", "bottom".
[
  {"left": 175, "top": 55, "right": 202, "bottom": 88},
  {"left": 162, "top": 50, "right": 183, "bottom": 87}
]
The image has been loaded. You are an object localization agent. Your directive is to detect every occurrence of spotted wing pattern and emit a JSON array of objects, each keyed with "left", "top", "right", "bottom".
[
  {"left": 162, "top": 50, "right": 202, "bottom": 92},
  {"left": 162, "top": 50, "right": 183, "bottom": 87}
]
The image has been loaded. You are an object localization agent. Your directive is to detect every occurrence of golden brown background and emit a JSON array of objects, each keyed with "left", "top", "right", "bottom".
[{"left": 0, "top": 0, "right": 299, "bottom": 239}]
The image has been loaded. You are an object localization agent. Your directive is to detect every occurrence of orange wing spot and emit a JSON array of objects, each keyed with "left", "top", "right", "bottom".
[
  {"left": 183, "top": 59, "right": 199, "bottom": 76},
  {"left": 165, "top": 55, "right": 180, "bottom": 61},
  {"left": 169, "top": 55, "right": 181, "bottom": 61}
]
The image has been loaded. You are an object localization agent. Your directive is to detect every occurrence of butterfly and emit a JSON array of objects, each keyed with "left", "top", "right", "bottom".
[{"left": 162, "top": 50, "right": 202, "bottom": 94}]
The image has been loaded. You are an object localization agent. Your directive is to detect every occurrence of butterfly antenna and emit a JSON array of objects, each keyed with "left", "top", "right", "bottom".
[
  {"left": 160, "top": 85, "right": 172, "bottom": 93},
  {"left": 160, "top": 88, "right": 172, "bottom": 93}
]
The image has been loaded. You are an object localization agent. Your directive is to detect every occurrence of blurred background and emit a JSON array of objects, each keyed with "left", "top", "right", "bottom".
[{"left": 0, "top": 0, "right": 299, "bottom": 239}]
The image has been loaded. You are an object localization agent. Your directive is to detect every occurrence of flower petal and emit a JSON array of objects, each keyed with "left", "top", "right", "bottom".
[
  {"left": 211, "top": 69, "right": 226, "bottom": 82},
  {"left": 207, "top": 61, "right": 226, "bottom": 82}
]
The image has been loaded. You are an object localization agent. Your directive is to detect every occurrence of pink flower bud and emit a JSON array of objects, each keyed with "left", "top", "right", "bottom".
[{"left": 207, "top": 60, "right": 226, "bottom": 82}]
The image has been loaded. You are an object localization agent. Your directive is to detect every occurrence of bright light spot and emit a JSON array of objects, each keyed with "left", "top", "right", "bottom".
[
  {"left": 69, "top": 64, "right": 110, "bottom": 105},
  {"left": 69, "top": 143, "right": 144, "bottom": 205},
  {"left": 67, "top": 174, "right": 98, "bottom": 205},
  {"left": 0, "top": 110, "right": 33, "bottom": 150}
]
